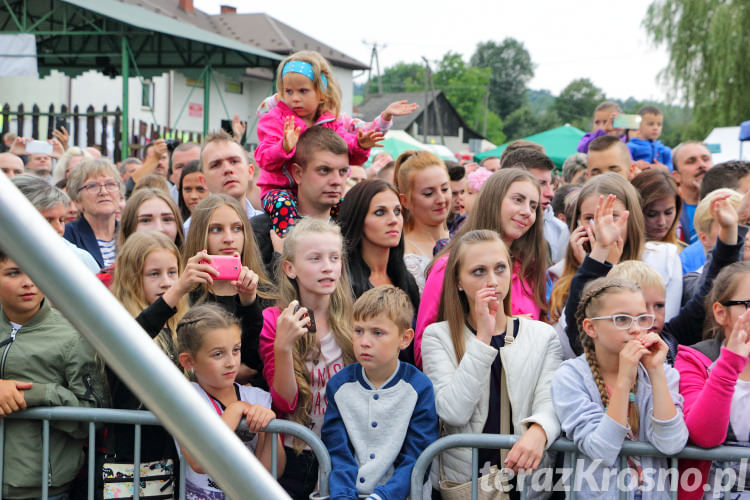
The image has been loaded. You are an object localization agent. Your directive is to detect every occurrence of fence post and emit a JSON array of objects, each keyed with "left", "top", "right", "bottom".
[
  {"left": 46, "top": 104, "right": 55, "bottom": 139},
  {"left": 17, "top": 103, "right": 24, "bottom": 137},
  {"left": 31, "top": 104, "right": 40, "bottom": 139},
  {"left": 114, "top": 107, "right": 122, "bottom": 160},
  {"left": 1, "top": 103, "right": 9, "bottom": 135},
  {"left": 73, "top": 105, "right": 80, "bottom": 146},
  {"left": 86, "top": 105, "right": 95, "bottom": 147},
  {"left": 101, "top": 104, "right": 108, "bottom": 157}
]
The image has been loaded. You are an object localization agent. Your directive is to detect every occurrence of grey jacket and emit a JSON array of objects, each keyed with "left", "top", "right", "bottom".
[{"left": 551, "top": 355, "right": 688, "bottom": 499}]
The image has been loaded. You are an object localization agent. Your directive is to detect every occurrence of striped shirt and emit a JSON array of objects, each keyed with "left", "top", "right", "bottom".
[{"left": 97, "top": 238, "right": 116, "bottom": 268}]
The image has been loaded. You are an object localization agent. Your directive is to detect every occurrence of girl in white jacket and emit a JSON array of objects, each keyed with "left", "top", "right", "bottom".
[{"left": 422, "top": 229, "right": 563, "bottom": 496}]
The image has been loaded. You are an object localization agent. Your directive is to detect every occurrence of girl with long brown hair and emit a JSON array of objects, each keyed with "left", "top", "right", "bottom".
[{"left": 422, "top": 229, "right": 562, "bottom": 495}]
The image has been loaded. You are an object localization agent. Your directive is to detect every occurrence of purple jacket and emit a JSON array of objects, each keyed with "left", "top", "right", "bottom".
[{"left": 576, "top": 129, "right": 627, "bottom": 154}]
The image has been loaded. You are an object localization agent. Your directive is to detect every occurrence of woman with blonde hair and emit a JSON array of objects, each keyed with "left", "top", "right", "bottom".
[{"left": 393, "top": 150, "right": 452, "bottom": 293}]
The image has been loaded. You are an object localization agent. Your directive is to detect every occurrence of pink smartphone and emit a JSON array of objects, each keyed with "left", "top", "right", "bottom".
[{"left": 201, "top": 255, "right": 241, "bottom": 280}]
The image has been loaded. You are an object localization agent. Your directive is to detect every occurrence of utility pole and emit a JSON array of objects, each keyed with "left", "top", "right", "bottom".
[
  {"left": 362, "top": 41, "right": 386, "bottom": 98},
  {"left": 422, "top": 57, "right": 445, "bottom": 145}
]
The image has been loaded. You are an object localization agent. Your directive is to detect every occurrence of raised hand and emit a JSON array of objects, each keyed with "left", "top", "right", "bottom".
[
  {"left": 382, "top": 100, "right": 419, "bottom": 121},
  {"left": 617, "top": 339, "right": 648, "bottom": 390},
  {"left": 569, "top": 225, "right": 589, "bottom": 265},
  {"left": 232, "top": 114, "right": 246, "bottom": 143},
  {"left": 726, "top": 309, "right": 750, "bottom": 358},
  {"left": 9, "top": 137, "right": 30, "bottom": 156},
  {"left": 234, "top": 266, "right": 259, "bottom": 305},
  {"left": 49, "top": 138, "right": 65, "bottom": 159},
  {"left": 357, "top": 130, "right": 385, "bottom": 150},
  {"left": 52, "top": 126, "right": 69, "bottom": 151},
  {"left": 162, "top": 251, "right": 217, "bottom": 307},
  {"left": 711, "top": 193, "right": 738, "bottom": 229},
  {"left": 638, "top": 332, "right": 669, "bottom": 372},
  {"left": 474, "top": 286, "right": 499, "bottom": 345},
  {"left": 282, "top": 116, "right": 301, "bottom": 153},
  {"left": 593, "top": 194, "right": 629, "bottom": 249},
  {"left": 274, "top": 300, "right": 311, "bottom": 353}
]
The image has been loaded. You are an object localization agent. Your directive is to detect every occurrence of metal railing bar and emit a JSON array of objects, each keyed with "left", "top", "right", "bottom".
[
  {"left": 88, "top": 422, "right": 95, "bottom": 500},
  {"left": 133, "top": 424, "right": 141, "bottom": 500},
  {"left": 42, "top": 419, "right": 49, "bottom": 500},
  {"left": 0, "top": 174, "right": 290, "bottom": 499}
]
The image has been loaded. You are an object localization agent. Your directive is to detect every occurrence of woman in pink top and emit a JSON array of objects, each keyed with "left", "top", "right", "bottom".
[
  {"left": 258, "top": 219, "right": 355, "bottom": 500},
  {"left": 415, "top": 168, "right": 548, "bottom": 367},
  {"left": 675, "top": 261, "right": 750, "bottom": 500}
]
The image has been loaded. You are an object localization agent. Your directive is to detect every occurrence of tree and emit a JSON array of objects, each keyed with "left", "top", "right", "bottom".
[
  {"left": 552, "top": 78, "right": 605, "bottom": 130},
  {"left": 470, "top": 39, "right": 534, "bottom": 118},
  {"left": 365, "top": 62, "right": 423, "bottom": 94},
  {"left": 645, "top": 0, "right": 750, "bottom": 136},
  {"left": 502, "top": 106, "right": 560, "bottom": 141}
]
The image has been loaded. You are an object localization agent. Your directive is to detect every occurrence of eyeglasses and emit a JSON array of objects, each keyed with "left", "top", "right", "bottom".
[
  {"left": 590, "top": 314, "right": 655, "bottom": 330},
  {"left": 79, "top": 181, "right": 120, "bottom": 194},
  {"left": 720, "top": 300, "right": 750, "bottom": 311}
]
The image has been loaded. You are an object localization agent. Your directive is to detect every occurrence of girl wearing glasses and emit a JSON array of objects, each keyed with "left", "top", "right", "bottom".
[
  {"left": 674, "top": 261, "right": 750, "bottom": 499},
  {"left": 551, "top": 276, "right": 688, "bottom": 498},
  {"left": 563, "top": 194, "right": 743, "bottom": 363},
  {"left": 63, "top": 158, "right": 122, "bottom": 270}
]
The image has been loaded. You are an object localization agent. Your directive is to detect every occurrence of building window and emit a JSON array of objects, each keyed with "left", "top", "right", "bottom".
[{"left": 141, "top": 80, "right": 154, "bottom": 109}]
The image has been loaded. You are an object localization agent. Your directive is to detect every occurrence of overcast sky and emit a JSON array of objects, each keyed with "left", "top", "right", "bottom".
[{"left": 195, "top": 0, "right": 673, "bottom": 103}]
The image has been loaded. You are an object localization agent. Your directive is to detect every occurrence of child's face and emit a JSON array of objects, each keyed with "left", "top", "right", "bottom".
[
  {"left": 639, "top": 113, "right": 663, "bottom": 141},
  {"left": 593, "top": 109, "right": 618, "bottom": 133},
  {"left": 458, "top": 241, "right": 511, "bottom": 310},
  {"left": 180, "top": 325, "right": 242, "bottom": 394},
  {"left": 280, "top": 72, "right": 321, "bottom": 121},
  {"left": 713, "top": 278, "right": 750, "bottom": 341},
  {"left": 353, "top": 315, "right": 411, "bottom": 376},
  {"left": 284, "top": 232, "right": 342, "bottom": 297},
  {"left": 640, "top": 285, "right": 666, "bottom": 334},
  {"left": 136, "top": 197, "right": 178, "bottom": 243},
  {"left": 142, "top": 249, "right": 179, "bottom": 305},
  {"left": 0, "top": 258, "right": 43, "bottom": 324},
  {"left": 206, "top": 205, "right": 245, "bottom": 256},
  {"left": 363, "top": 190, "right": 403, "bottom": 249},
  {"left": 585, "top": 291, "right": 650, "bottom": 354}
]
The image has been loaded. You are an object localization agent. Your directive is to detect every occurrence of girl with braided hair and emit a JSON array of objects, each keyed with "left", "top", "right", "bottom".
[{"left": 551, "top": 277, "right": 687, "bottom": 498}]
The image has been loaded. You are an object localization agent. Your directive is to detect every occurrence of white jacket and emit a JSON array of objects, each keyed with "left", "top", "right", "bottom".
[{"left": 421, "top": 317, "right": 563, "bottom": 485}]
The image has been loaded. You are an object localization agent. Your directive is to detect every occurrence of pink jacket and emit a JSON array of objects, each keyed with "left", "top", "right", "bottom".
[
  {"left": 254, "top": 101, "right": 370, "bottom": 197},
  {"left": 414, "top": 256, "right": 541, "bottom": 368},
  {"left": 258, "top": 306, "right": 298, "bottom": 415},
  {"left": 674, "top": 344, "right": 748, "bottom": 500}
]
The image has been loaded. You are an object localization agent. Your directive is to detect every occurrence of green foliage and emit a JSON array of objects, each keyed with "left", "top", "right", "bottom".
[
  {"left": 552, "top": 78, "right": 605, "bottom": 130},
  {"left": 527, "top": 89, "right": 556, "bottom": 114},
  {"left": 470, "top": 39, "right": 534, "bottom": 118},
  {"left": 365, "top": 62, "right": 424, "bottom": 94},
  {"left": 645, "top": 0, "right": 750, "bottom": 136},
  {"left": 502, "top": 106, "right": 560, "bottom": 141}
]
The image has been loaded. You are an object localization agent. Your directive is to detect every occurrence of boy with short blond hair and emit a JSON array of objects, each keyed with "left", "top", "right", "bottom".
[
  {"left": 627, "top": 105, "right": 673, "bottom": 170},
  {"left": 322, "top": 286, "right": 438, "bottom": 500}
]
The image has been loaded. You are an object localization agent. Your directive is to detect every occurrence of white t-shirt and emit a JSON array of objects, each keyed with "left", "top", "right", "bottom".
[
  {"left": 178, "top": 382, "right": 271, "bottom": 500},
  {"left": 284, "top": 330, "right": 344, "bottom": 448}
]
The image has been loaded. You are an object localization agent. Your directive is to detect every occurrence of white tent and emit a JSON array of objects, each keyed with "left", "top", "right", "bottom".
[{"left": 704, "top": 126, "right": 750, "bottom": 163}]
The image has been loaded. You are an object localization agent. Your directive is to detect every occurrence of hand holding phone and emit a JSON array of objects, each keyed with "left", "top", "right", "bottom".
[
  {"left": 294, "top": 304, "right": 316, "bottom": 333},
  {"left": 200, "top": 255, "right": 241, "bottom": 280}
]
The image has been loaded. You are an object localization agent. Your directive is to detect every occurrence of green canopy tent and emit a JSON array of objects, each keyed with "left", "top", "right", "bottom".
[
  {"left": 366, "top": 130, "right": 429, "bottom": 166},
  {"left": 474, "top": 124, "right": 586, "bottom": 170}
]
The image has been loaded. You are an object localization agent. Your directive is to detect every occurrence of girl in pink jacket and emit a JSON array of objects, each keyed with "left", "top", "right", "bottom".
[
  {"left": 675, "top": 261, "right": 750, "bottom": 499},
  {"left": 254, "top": 51, "right": 383, "bottom": 236}
]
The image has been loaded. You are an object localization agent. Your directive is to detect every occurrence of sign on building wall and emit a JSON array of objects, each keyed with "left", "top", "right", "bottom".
[{"left": 189, "top": 103, "right": 203, "bottom": 117}]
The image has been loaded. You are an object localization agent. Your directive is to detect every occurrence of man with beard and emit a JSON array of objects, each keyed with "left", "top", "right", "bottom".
[{"left": 672, "top": 141, "right": 713, "bottom": 244}]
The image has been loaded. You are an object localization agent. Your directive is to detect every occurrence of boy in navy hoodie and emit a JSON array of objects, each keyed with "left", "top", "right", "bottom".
[
  {"left": 322, "top": 286, "right": 438, "bottom": 500},
  {"left": 627, "top": 105, "right": 673, "bottom": 171}
]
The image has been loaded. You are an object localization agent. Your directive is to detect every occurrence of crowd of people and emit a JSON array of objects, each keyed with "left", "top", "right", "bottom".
[{"left": 1, "top": 49, "right": 750, "bottom": 500}]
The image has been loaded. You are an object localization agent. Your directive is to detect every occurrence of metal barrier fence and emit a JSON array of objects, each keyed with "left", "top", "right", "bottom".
[
  {"left": 2, "top": 407, "right": 331, "bottom": 500},
  {"left": 411, "top": 434, "right": 750, "bottom": 500}
]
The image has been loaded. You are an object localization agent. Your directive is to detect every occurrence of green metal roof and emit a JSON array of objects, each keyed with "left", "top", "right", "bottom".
[{"left": 1, "top": 0, "right": 283, "bottom": 78}]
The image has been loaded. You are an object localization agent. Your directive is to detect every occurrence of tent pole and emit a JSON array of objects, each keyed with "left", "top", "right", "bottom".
[
  {"left": 203, "top": 65, "right": 211, "bottom": 136},
  {"left": 121, "top": 37, "right": 129, "bottom": 159}
]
